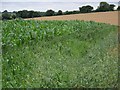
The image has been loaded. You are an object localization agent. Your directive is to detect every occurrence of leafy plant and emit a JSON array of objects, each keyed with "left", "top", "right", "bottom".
[{"left": 2, "top": 20, "right": 118, "bottom": 88}]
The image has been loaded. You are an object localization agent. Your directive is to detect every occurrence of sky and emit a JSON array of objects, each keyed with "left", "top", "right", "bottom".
[
  {"left": 0, "top": 0, "right": 119, "bottom": 12},
  {"left": 1, "top": 0, "right": 120, "bottom": 2}
]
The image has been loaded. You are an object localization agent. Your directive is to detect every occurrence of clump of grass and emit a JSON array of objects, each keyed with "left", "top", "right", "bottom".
[{"left": 2, "top": 20, "right": 118, "bottom": 88}]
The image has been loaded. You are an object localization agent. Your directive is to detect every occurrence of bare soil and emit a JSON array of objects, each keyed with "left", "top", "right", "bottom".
[{"left": 25, "top": 11, "right": 119, "bottom": 26}]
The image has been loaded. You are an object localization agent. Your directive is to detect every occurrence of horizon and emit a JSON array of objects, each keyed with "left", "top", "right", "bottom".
[{"left": 1, "top": 1, "right": 119, "bottom": 12}]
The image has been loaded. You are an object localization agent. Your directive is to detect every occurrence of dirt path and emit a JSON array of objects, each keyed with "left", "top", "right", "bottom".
[{"left": 25, "top": 11, "right": 119, "bottom": 26}]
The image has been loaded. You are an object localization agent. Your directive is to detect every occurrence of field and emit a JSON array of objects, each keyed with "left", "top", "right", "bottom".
[
  {"left": 2, "top": 20, "right": 118, "bottom": 88},
  {"left": 25, "top": 11, "right": 119, "bottom": 26}
]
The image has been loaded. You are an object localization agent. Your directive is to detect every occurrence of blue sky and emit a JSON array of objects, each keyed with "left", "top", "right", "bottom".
[{"left": 1, "top": 0, "right": 119, "bottom": 12}]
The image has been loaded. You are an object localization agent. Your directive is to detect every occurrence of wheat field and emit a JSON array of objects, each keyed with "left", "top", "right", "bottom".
[{"left": 25, "top": 11, "right": 119, "bottom": 26}]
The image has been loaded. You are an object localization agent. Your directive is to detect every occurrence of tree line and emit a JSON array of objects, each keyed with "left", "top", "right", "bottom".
[{"left": 1, "top": 2, "right": 120, "bottom": 20}]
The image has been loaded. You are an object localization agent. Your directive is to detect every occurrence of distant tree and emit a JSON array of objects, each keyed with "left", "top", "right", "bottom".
[
  {"left": 117, "top": 6, "right": 120, "bottom": 10},
  {"left": 79, "top": 5, "right": 93, "bottom": 13},
  {"left": 16, "top": 10, "right": 42, "bottom": 18},
  {"left": 0, "top": 13, "right": 2, "bottom": 20},
  {"left": 109, "top": 4, "right": 115, "bottom": 11},
  {"left": 3, "top": 10, "right": 8, "bottom": 13},
  {"left": 13, "top": 11, "right": 17, "bottom": 13},
  {"left": 12, "top": 14, "right": 17, "bottom": 19},
  {"left": 64, "top": 11, "right": 69, "bottom": 15},
  {"left": 64, "top": 10, "right": 80, "bottom": 15},
  {"left": 72, "top": 11, "right": 80, "bottom": 14},
  {"left": 96, "top": 2, "right": 110, "bottom": 12},
  {"left": 45, "top": 10, "right": 55, "bottom": 16},
  {"left": 16, "top": 10, "right": 29, "bottom": 18},
  {"left": 28, "top": 11, "right": 34, "bottom": 18},
  {"left": 39, "top": 12, "right": 46, "bottom": 16},
  {"left": 57, "top": 10, "right": 63, "bottom": 15},
  {"left": 16, "top": 11, "right": 21, "bottom": 17},
  {"left": 2, "top": 10, "right": 12, "bottom": 20},
  {"left": 33, "top": 12, "right": 41, "bottom": 17},
  {"left": 21, "top": 10, "right": 29, "bottom": 18}
]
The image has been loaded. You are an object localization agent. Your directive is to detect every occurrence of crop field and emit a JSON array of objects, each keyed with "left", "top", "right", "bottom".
[
  {"left": 2, "top": 20, "right": 118, "bottom": 88},
  {"left": 25, "top": 11, "right": 119, "bottom": 26}
]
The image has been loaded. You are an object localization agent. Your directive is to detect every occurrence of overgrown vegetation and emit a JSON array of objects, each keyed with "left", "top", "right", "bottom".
[{"left": 2, "top": 20, "right": 118, "bottom": 88}]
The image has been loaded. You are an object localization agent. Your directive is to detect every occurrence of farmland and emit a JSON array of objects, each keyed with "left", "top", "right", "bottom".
[
  {"left": 25, "top": 11, "right": 119, "bottom": 26},
  {"left": 2, "top": 20, "right": 118, "bottom": 88}
]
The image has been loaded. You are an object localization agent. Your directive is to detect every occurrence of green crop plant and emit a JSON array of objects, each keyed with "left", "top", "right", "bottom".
[{"left": 2, "top": 20, "right": 118, "bottom": 88}]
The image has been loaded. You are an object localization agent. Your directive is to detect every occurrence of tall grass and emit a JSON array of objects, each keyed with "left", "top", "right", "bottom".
[{"left": 2, "top": 20, "right": 118, "bottom": 88}]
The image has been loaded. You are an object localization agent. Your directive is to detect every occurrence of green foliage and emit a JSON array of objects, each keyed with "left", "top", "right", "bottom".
[
  {"left": 0, "top": 13, "right": 2, "bottom": 20},
  {"left": 16, "top": 10, "right": 42, "bottom": 18},
  {"left": 117, "top": 6, "right": 120, "bottom": 10},
  {"left": 2, "top": 10, "right": 17, "bottom": 20},
  {"left": 64, "top": 11, "right": 80, "bottom": 15},
  {"left": 109, "top": 4, "right": 116, "bottom": 11},
  {"left": 79, "top": 5, "right": 93, "bottom": 13},
  {"left": 11, "top": 14, "right": 17, "bottom": 19},
  {"left": 96, "top": 2, "right": 116, "bottom": 12},
  {"left": 45, "top": 10, "right": 55, "bottom": 16},
  {"left": 2, "top": 11, "right": 12, "bottom": 20},
  {"left": 57, "top": 10, "right": 63, "bottom": 15},
  {"left": 2, "top": 20, "right": 118, "bottom": 88},
  {"left": 2, "top": 10, "right": 45, "bottom": 20}
]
